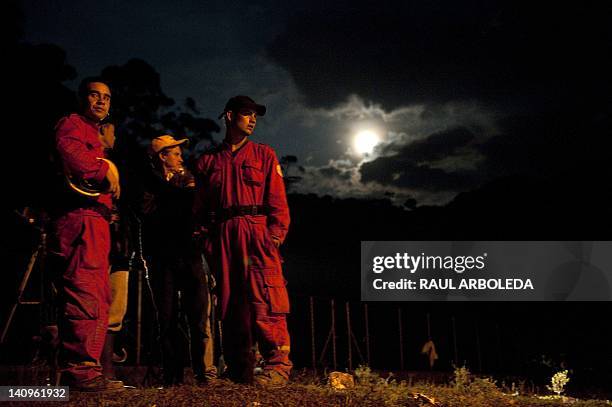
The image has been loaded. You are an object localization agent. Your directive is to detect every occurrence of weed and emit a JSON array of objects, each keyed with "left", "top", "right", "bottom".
[
  {"left": 450, "top": 365, "right": 471, "bottom": 391},
  {"left": 547, "top": 370, "right": 570, "bottom": 396}
]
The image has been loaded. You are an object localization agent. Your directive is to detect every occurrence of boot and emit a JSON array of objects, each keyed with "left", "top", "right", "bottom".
[
  {"left": 101, "top": 332, "right": 122, "bottom": 384},
  {"left": 64, "top": 375, "right": 125, "bottom": 393},
  {"left": 254, "top": 369, "right": 289, "bottom": 387}
]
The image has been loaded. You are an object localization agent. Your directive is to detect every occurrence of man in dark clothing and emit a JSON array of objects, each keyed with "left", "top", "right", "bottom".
[
  {"left": 142, "top": 135, "right": 215, "bottom": 386},
  {"left": 49, "top": 77, "right": 123, "bottom": 392},
  {"left": 194, "top": 96, "right": 292, "bottom": 386},
  {"left": 97, "top": 122, "right": 132, "bottom": 383}
]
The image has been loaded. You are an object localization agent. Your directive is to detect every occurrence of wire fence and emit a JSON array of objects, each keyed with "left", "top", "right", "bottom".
[{"left": 286, "top": 294, "right": 515, "bottom": 376}]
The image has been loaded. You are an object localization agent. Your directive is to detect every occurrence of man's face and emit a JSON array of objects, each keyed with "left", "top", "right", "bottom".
[
  {"left": 83, "top": 82, "right": 111, "bottom": 122},
  {"left": 231, "top": 109, "right": 257, "bottom": 136},
  {"left": 160, "top": 146, "right": 184, "bottom": 172}
]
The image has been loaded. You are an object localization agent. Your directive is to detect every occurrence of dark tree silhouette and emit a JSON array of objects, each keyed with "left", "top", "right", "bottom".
[
  {"left": 7, "top": 43, "right": 77, "bottom": 211},
  {"left": 100, "top": 59, "right": 219, "bottom": 149}
]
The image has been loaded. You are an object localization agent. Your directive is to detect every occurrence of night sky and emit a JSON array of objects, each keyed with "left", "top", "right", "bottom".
[
  {"left": 21, "top": 1, "right": 612, "bottom": 206},
  {"left": 2, "top": 2, "right": 612, "bottom": 396}
]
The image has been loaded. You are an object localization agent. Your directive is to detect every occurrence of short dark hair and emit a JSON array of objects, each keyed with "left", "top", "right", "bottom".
[{"left": 78, "top": 76, "right": 111, "bottom": 100}]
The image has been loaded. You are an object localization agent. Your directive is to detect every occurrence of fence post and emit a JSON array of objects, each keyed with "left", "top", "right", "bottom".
[
  {"left": 346, "top": 302, "right": 352, "bottom": 371},
  {"left": 310, "top": 296, "right": 316, "bottom": 374},
  {"left": 475, "top": 319, "right": 482, "bottom": 373},
  {"left": 331, "top": 299, "right": 337, "bottom": 370},
  {"left": 496, "top": 323, "right": 502, "bottom": 372},
  {"left": 136, "top": 269, "right": 143, "bottom": 365},
  {"left": 398, "top": 307, "right": 404, "bottom": 370},
  {"left": 426, "top": 312, "right": 433, "bottom": 370},
  {"left": 364, "top": 303, "right": 371, "bottom": 366},
  {"left": 452, "top": 316, "right": 458, "bottom": 366}
]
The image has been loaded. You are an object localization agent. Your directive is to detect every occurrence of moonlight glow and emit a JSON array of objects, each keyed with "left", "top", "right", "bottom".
[{"left": 354, "top": 130, "right": 380, "bottom": 155}]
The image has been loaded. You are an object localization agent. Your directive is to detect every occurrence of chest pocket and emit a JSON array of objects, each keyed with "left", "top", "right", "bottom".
[
  {"left": 208, "top": 163, "right": 223, "bottom": 187},
  {"left": 242, "top": 160, "right": 264, "bottom": 187}
]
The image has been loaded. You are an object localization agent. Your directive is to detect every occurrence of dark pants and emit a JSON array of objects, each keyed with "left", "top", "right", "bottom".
[{"left": 150, "top": 250, "right": 212, "bottom": 384}]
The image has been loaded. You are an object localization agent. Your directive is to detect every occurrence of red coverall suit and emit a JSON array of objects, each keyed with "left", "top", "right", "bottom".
[
  {"left": 51, "top": 113, "right": 112, "bottom": 384},
  {"left": 194, "top": 140, "right": 292, "bottom": 382}
]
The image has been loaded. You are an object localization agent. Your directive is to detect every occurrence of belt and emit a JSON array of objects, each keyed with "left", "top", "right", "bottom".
[{"left": 210, "top": 205, "right": 267, "bottom": 223}]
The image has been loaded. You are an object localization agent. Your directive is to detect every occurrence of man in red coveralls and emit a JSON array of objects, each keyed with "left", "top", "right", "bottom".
[
  {"left": 50, "top": 77, "right": 123, "bottom": 392},
  {"left": 194, "top": 96, "right": 292, "bottom": 386}
]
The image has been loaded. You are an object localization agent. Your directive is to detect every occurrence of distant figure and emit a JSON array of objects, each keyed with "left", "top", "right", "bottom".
[
  {"left": 97, "top": 122, "right": 130, "bottom": 383},
  {"left": 194, "top": 95, "right": 292, "bottom": 386},
  {"left": 49, "top": 77, "right": 123, "bottom": 392},
  {"left": 142, "top": 135, "right": 215, "bottom": 386}
]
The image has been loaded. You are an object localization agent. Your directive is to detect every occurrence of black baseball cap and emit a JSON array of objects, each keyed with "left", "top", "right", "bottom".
[{"left": 218, "top": 95, "right": 266, "bottom": 119}]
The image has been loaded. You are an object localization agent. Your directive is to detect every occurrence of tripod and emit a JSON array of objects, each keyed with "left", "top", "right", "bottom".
[
  {"left": 130, "top": 215, "right": 164, "bottom": 386},
  {"left": 1, "top": 211, "right": 49, "bottom": 345}
]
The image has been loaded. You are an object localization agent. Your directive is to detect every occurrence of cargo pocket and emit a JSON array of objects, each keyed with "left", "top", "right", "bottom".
[
  {"left": 64, "top": 298, "right": 99, "bottom": 320},
  {"left": 242, "top": 160, "right": 264, "bottom": 187},
  {"left": 79, "top": 217, "right": 110, "bottom": 271},
  {"left": 262, "top": 268, "right": 290, "bottom": 314}
]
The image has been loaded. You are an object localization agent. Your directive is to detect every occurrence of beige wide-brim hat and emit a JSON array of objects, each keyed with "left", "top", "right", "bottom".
[{"left": 151, "top": 135, "right": 189, "bottom": 153}]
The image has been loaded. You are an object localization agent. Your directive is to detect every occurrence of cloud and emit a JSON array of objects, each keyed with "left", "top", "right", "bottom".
[
  {"left": 359, "top": 126, "right": 483, "bottom": 192},
  {"left": 360, "top": 160, "right": 478, "bottom": 192},
  {"left": 318, "top": 165, "right": 352, "bottom": 181},
  {"left": 279, "top": 81, "right": 611, "bottom": 206},
  {"left": 289, "top": 158, "right": 416, "bottom": 203},
  {"left": 262, "top": 2, "right": 611, "bottom": 205},
  {"left": 381, "top": 127, "right": 476, "bottom": 162},
  {"left": 278, "top": 96, "right": 499, "bottom": 205},
  {"left": 268, "top": 2, "right": 612, "bottom": 111},
  {"left": 289, "top": 158, "right": 461, "bottom": 206}
]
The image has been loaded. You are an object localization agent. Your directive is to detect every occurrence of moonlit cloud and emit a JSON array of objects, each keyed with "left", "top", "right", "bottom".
[{"left": 272, "top": 92, "right": 500, "bottom": 206}]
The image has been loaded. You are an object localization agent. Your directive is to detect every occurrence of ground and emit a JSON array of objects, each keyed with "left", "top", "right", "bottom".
[{"left": 3, "top": 370, "right": 611, "bottom": 407}]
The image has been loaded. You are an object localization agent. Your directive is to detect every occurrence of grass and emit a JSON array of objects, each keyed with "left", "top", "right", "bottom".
[{"left": 5, "top": 368, "right": 612, "bottom": 407}]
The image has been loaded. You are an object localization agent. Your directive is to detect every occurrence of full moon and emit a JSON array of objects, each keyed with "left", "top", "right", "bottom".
[{"left": 353, "top": 130, "right": 380, "bottom": 155}]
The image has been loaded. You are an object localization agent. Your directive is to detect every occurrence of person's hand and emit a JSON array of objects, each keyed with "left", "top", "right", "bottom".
[
  {"left": 271, "top": 236, "right": 281, "bottom": 248},
  {"left": 167, "top": 166, "right": 185, "bottom": 180},
  {"left": 193, "top": 225, "right": 209, "bottom": 239}
]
